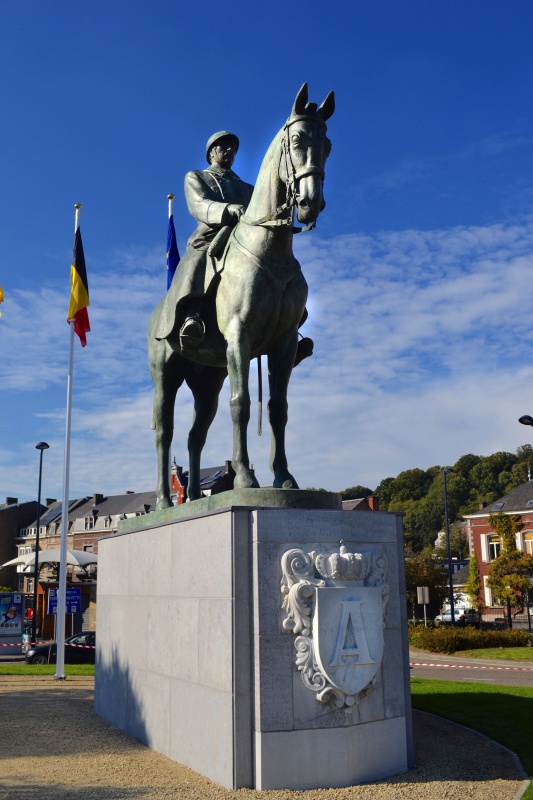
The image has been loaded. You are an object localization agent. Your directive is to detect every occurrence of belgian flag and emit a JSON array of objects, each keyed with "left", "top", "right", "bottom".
[{"left": 67, "top": 228, "right": 90, "bottom": 346}]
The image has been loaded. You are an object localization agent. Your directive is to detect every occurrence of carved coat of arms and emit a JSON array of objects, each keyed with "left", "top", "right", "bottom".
[{"left": 281, "top": 544, "right": 388, "bottom": 710}]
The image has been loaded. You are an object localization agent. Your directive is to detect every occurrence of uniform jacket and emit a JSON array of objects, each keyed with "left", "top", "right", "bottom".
[{"left": 155, "top": 165, "right": 254, "bottom": 340}]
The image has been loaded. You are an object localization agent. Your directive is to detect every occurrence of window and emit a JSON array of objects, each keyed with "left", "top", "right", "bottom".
[
  {"left": 525, "top": 533, "right": 533, "bottom": 556},
  {"left": 84, "top": 517, "right": 94, "bottom": 530},
  {"left": 488, "top": 535, "right": 501, "bottom": 561},
  {"left": 104, "top": 516, "right": 112, "bottom": 529},
  {"left": 83, "top": 544, "right": 93, "bottom": 553}
]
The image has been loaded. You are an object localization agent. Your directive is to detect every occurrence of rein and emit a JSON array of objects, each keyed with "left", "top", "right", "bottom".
[{"left": 241, "top": 116, "right": 326, "bottom": 234}]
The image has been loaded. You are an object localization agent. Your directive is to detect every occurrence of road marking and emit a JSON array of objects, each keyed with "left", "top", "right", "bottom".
[{"left": 410, "top": 661, "right": 533, "bottom": 672}]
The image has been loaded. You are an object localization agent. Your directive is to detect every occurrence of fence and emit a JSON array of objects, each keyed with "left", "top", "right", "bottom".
[{"left": 480, "top": 606, "right": 533, "bottom": 631}]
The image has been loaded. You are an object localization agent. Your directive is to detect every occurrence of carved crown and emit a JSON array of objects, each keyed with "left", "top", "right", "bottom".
[{"left": 315, "top": 545, "right": 371, "bottom": 582}]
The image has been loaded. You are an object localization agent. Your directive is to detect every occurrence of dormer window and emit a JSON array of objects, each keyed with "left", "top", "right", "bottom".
[
  {"left": 104, "top": 516, "right": 112, "bottom": 529},
  {"left": 84, "top": 517, "right": 94, "bottom": 530}
]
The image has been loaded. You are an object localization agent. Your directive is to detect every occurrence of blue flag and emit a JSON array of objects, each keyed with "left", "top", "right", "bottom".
[{"left": 166, "top": 215, "right": 180, "bottom": 290}]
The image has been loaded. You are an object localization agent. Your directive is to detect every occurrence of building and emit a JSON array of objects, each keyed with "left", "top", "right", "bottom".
[
  {"left": 341, "top": 496, "right": 380, "bottom": 511},
  {"left": 13, "top": 466, "right": 234, "bottom": 637},
  {"left": 464, "top": 479, "right": 533, "bottom": 609},
  {"left": 170, "top": 459, "right": 235, "bottom": 503},
  {"left": 0, "top": 497, "right": 44, "bottom": 591}
]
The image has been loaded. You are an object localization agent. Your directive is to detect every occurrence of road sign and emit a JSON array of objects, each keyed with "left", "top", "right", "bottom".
[{"left": 47, "top": 588, "right": 81, "bottom": 615}]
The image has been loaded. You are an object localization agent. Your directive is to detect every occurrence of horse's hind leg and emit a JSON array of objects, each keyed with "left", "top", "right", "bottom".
[
  {"left": 150, "top": 338, "right": 184, "bottom": 510},
  {"left": 186, "top": 367, "right": 227, "bottom": 501},
  {"left": 268, "top": 332, "right": 299, "bottom": 489}
]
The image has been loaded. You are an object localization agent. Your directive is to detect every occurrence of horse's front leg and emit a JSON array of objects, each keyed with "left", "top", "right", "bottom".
[
  {"left": 186, "top": 367, "right": 227, "bottom": 500},
  {"left": 268, "top": 331, "right": 299, "bottom": 489},
  {"left": 226, "top": 321, "right": 260, "bottom": 489}
]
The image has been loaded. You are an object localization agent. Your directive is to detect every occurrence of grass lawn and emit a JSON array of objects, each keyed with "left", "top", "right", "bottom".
[
  {"left": 455, "top": 647, "right": 533, "bottom": 661},
  {"left": 0, "top": 663, "right": 94, "bottom": 676},
  {"left": 411, "top": 677, "right": 533, "bottom": 799}
]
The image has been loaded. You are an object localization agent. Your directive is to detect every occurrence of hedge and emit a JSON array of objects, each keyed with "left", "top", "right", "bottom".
[{"left": 408, "top": 625, "right": 533, "bottom": 654}]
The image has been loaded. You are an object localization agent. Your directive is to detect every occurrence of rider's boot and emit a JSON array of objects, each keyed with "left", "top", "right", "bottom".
[
  {"left": 179, "top": 315, "right": 205, "bottom": 354},
  {"left": 293, "top": 337, "right": 313, "bottom": 367}
]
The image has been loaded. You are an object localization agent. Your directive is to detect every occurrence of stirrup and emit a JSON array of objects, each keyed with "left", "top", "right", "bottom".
[{"left": 180, "top": 316, "right": 205, "bottom": 352}]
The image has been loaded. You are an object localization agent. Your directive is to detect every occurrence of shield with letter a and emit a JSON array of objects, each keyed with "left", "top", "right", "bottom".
[{"left": 313, "top": 586, "right": 384, "bottom": 698}]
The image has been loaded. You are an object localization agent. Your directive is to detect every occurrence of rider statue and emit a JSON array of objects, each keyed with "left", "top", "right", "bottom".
[
  {"left": 154, "top": 129, "right": 313, "bottom": 364},
  {"left": 154, "top": 131, "right": 253, "bottom": 349}
]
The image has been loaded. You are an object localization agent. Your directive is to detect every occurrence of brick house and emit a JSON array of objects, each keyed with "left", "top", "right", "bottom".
[{"left": 463, "top": 479, "right": 533, "bottom": 609}]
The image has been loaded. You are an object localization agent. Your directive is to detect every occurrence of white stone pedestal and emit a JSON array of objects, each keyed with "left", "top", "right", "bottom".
[{"left": 95, "top": 493, "right": 413, "bottom": 790}]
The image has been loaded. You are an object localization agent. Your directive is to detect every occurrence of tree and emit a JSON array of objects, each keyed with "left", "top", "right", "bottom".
[
  {"left": 469, "top": 452, "right": 518, "bottom": 506},
  {"left": 516, "top": 443, "right": 533, "bottom": 463},
  {"left": 464, "top": 552, "right": 483, "bottom": 613},
  {"left": 404, "top": 550, "right": 448, "bottom": 620},
  {"left": 487, "top": 512, "right": 533, "bottom": 628},
  {"left": 374, "top": 477, "right": 395, "bottom": 509},
  {"left": 339, "top": 485, "right": 373, "bottom": 501},
  {"left": 434, "top": 522, "right": 469, "bottom": 560}
]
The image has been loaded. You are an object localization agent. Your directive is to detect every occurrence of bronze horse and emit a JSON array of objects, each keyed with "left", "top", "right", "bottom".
[{"left": 148, "top": 83, "right": 334, "bottom": 509}]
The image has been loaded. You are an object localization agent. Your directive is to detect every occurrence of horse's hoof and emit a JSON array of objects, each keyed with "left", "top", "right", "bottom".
[
  {"left": 273, "top": 474, "right": 299, "bottom": 490},
  {"left": 234, "top": 470, "right": 260, "bottom": 490},
  {"left": 156, "top": 497, "right": 173, "bottom": 511}
]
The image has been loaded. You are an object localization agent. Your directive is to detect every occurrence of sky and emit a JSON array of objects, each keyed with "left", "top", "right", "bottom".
[{"left": 2, "top": 1, "right": 533, "bottom": 503}]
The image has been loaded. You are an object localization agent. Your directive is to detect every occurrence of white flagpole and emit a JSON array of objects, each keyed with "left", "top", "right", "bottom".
[
  {"left": 55, "top": 203, "right": 81, "bottom": 680},
  {"left": 168, "top": 193, "right": 174, "bottom": 218}
]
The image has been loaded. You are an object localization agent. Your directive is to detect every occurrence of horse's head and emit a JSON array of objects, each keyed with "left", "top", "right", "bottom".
[{"left": 282, "top": 83, "right": 335, "bottom": 226}]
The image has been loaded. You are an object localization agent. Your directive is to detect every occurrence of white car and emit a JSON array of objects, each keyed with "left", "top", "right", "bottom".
[{"left": 434, "top": 608, "right": 480, "bottom": 627}]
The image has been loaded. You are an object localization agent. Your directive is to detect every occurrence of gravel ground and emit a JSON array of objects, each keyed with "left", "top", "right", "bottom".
[{"left": 0, "top": 675, "right": 527, "bottom": 800}]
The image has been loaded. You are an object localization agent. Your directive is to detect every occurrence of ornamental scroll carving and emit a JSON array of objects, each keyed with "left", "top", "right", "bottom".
[{"left": 281, "top": 544, "right": 388, "bottom": 710}]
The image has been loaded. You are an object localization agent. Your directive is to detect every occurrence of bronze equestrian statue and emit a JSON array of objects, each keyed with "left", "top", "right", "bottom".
[{"left": 148, "top": 83, "right": 334, "bottom": 509}]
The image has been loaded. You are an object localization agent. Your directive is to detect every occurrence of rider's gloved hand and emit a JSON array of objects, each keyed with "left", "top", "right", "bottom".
[{"left": 227, "top": 204, "right": 245, "bottom": 221}]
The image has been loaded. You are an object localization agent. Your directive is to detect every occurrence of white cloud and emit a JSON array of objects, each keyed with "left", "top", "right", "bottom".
[{"left": 3, "top": 217, "right": 533, "bottom": 502}]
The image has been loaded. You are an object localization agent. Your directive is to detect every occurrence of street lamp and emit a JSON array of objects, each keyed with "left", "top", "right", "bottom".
[
  {"left": 31, "top": 442, "right": 49, "bottom": 645},
  {"left": 519, "top": 415, "right": 533, "bottom": 428},
  {"left": 443, "top": 467, "right": 455, "bottom": 626}
]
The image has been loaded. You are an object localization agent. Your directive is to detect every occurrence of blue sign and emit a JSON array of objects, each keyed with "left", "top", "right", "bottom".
[{"left": 47, "top": 588, "right": 81, "bottom": 615}]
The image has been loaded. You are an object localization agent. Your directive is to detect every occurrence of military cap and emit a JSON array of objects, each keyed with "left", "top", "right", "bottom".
[{"left": 206, "top": 131, "right": 240, "bottom": 163}]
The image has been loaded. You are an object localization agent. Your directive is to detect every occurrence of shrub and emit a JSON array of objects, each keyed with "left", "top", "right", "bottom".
[{"left": 408, "top": 625, "right": 532, "bottom": 654}]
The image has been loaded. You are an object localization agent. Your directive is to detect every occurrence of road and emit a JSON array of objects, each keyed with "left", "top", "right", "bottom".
[{"left": 410, "top": 650, "right": 533, "bottom": 687}]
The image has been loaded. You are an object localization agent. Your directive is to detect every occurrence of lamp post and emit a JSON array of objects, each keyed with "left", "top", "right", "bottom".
[
  {"left": 31, "top": 442, "right": 49, "bottom": 645},
  {"left": 443, "top": 467, "right": 455, "bottom": 626},
  {"left": 519, "top": 416, "right": 533, "bottom": 630}
]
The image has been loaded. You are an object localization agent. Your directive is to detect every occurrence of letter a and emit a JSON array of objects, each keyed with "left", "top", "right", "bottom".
[{"left": 329, "top": 600, "right": 375, "bottom": 667}]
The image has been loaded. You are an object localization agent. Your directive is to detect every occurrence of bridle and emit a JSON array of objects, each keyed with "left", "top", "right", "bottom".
[{"left": 241, "top": 115, "right": 327, "bottom": 234}]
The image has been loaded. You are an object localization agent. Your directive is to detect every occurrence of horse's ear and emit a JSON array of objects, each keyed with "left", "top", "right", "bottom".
[
  {"left": 292, "top": 83, "right": 309, "bottom": 117},
  {"left": 318, "top": 91, "right": 335, "bottom": 121}
]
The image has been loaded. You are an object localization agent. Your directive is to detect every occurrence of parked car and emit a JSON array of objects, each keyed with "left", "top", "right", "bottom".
[
  {"left": 434, "top": 608, "right": 480, "bottom": 627},
  {"left": 25, "top": 631, "right": 96, "bottom": 665}
]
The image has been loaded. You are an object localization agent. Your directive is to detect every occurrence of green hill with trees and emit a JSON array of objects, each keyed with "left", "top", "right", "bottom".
[{"left": 341, "top": 445, "right": 533, "bottom": 552}]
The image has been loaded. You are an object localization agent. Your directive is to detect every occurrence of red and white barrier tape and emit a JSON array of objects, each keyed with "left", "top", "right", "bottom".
[
  {"left": 0, "top": 641, "right": 48, "bottom": 647},
  {"left": 411, "top": 661, "right": 533, "bottom": 672},
  {"left": 0, "top": 641, "right": 95, "bottom": 649}
]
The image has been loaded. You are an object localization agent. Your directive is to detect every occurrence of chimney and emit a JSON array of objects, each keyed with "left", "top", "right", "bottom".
[
  {"left": 45, "top": 498, "right": 57, "bottom": 507},
  {"left": 225, "top": 460, "right": 234, "bottom": 475},
  {"left": 93, "top": 493, "right": 104, "bottom": 505},
  {"left": 479, "top": 502, "right": 487, "bottom": 511},
  {"left": 367, "top": 496, "right": 379, "bottom": 511},
  {"left": 125, "top": 491, "right": 135, "bottom": 495},
  {"left": 5, "top": 497, "right": 18, "bottom": 505}
]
